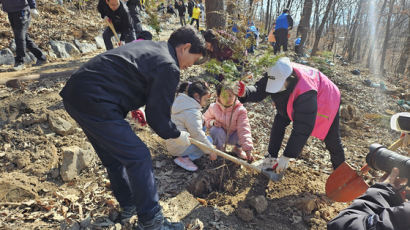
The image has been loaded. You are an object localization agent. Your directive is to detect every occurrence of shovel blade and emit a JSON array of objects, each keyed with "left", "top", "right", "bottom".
[{"left": 326, "top": 162, "right": 369, "bottom": 202}]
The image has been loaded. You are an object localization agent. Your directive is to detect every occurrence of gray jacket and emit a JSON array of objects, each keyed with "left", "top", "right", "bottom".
[
  {"left": 0, "top": 0, "right": 36, "bottom": 13},
  {"left": 166, "top": 93, "right": 213, "bottom": 156}
]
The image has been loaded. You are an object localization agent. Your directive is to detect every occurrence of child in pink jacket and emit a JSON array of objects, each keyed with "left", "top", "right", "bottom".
[{"left": 204, "top": 85, "right": 254, "bottom": 161}]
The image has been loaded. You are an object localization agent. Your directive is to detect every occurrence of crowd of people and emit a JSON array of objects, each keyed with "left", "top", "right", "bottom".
[{"left": 1, "top": 1, "right": 408, "bottom": 230}]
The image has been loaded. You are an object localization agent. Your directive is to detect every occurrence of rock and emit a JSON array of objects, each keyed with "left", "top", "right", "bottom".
[
  {"left": 0, "top": 48, "right": 14, "bottom": 65},
  {"left": 248, "top": 195, "right": 268, "bottom": 214},
  {"left": 292, "top": 215, "right": 303, "bottom": 224},
  {"left": 351, "top": 69, "right": 360, "bottom": 75},
  {"left": 236, "top": 207, "right": 254, "bottom": 222},
  {"left": 48, "top": 114, "right": 74, "bottom": 136},
  {"left": 186, "top": 218, "right": 204, "bottom": 230},
  {"left": 74, "top": 40, "right": 97, "bottom": 54},
  {"left": 5, "top": 79, "right": 23, "bottom": 89},
  {"left": 296, "top": 195, "right": 317, "bottom": 214},
  {"left": 9, "top": 39, "right": 16, "bottom": 52},
  {"left": 95, "top": 36, "right": 105, "bottom": 49},
  {"left": 49, "top": 40, "right": 80, "bottom": 58},
  {"left": 60, "top": 146, "right": 95, "bottom": 182}
]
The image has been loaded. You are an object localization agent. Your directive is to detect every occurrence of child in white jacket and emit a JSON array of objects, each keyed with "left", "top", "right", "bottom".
[{"left": 165, "top": 81, "right": 216, "bottom": 171}]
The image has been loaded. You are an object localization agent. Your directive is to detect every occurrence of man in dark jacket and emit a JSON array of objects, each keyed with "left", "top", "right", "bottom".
[
  {"left": 0, "top": 0, "right": 47, "bottom": 71},
  {"left": 328, "top": 168, "right": 410, "bottom": 230},
  {"left": 234, "top": 57, "right": 345, "bottom": 174},
  {"left": 175, "top": 0, "right": 186, "bottom": 26},
  {"left": 274, "top": 9, "right": 293, "bottom": 54},
  {"left": 97, "top": 0, "right": 135, "bottom": 50},
  {"left": 187, "top": 0, "right": 194, "bottom": 22},
  {"left": 126, "top": 0, "right": 143, "bottom": 38},
  {"left": 60, "top": 26, "right": 205, "bottom": 230}
]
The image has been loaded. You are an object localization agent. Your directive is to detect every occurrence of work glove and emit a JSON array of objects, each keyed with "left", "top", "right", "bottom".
[
  {"left": 30, "top": 9, "right": 39, "bottom": 18},
  {"left": 274, "top": 156, "right": 290, "bottom": 174},
  {"left": 174, "top": 131, "right": 190, "bottom": 147},
  {"left": 233, "top": 81, "right": 246, "bottom": 97},
  {"left": 104, "top": 16, "right": 112, "bottom": 24},
  {"left": 131, "top": 109, "right": 147, "bottom": 127}
]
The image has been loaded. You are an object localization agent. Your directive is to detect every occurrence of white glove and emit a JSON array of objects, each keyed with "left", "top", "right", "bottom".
[
  {"left": 275, "top": 156, "right": 290, "bottom": 174},
  {"left": 30, "top": 9, "right": 39, "bottom": 18},
  {"left": 174, "top": 131, "right": 190, "bottom": 147}
]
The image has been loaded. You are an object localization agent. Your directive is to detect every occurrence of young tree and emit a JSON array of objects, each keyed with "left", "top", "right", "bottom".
[
  {"left": 311, "top": 0, "right": 334, "bottom": 56},
  {"left": 396, "top": 18, "right": 410, "bottom": 74},
  {"left": 380, "top": 0, "right": 396, "bottom": 72}
]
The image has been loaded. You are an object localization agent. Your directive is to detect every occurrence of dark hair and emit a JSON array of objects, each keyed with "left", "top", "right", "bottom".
[
  {"left": 283, "top": 9, "right": 289, "bottom": 13},
  {"left": 178, "top": 81, "right": 209, "bottom": 98},
  {"left": 137, "top": 31, "right": 153, "bottom": 40},
  {"left": 216, "top": 84, "right": 231, "bottom": 97},
  {"left": 168, "top": 26, "right": 206, "bottom": 55}
]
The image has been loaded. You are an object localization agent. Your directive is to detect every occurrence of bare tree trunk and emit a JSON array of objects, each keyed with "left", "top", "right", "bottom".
[
  {"left": 380, "top": 0, "right": 395, "bottom": 72},
  {"left": 297, "top": 0, "right": 313, "bottom": 55},
  {"left": 311, "top": 0, "right": 334, "bottom": 56},
  {"left": 265, "top": 0, "right": 271, "bottom": 31},
  {"left": 396, "top": 19, "right": 410, "bottom": 74},
  {"left": 205, "top": 0, "right": 226, "bottom": 29},
  {"left": 346, "top": 0, "right": 364, "bottom": 61}
]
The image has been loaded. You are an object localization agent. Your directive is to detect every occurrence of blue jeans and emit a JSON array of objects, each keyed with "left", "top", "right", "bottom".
[
  {"left": 63, "top": 101, "right": 160, "bottom": 222},
  {"left": 209, "top": 126, "right": 240, "bottom": 150},
  {"left": 182, "top": 136, "right": 213, "bottom": 161}
]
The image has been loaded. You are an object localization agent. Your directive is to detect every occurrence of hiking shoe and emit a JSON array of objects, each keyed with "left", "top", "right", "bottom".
[
  {"left": 13, "top": 62, "right": 25, "bottom": 71},
  {"left": 33, "top": 58, "right": 47, "bottom": 67},
  {"left": 135, "top": 211, "right": 184, "bottom": 230},
  {"left": 120, "top": 205, "right": 136, "bottom": 224},
  {"left": 174, "top": 156, "right": 198, "bottom": 171}
]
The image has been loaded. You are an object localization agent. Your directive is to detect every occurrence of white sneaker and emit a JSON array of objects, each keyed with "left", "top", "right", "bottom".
[{"left": 174, "top": 156, "right": 198, "bottom": 171}]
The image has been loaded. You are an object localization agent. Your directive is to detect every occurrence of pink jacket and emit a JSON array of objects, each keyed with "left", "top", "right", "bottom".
[
  {"left": 204, "top": 100, "right": 253, "bottom": 152},
  {"left": 287, "top": 63, "right": 341, "bottom": 140}
]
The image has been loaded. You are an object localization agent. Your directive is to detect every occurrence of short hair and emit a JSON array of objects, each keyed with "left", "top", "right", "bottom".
[
  {"left": 283, "top": 9, "right": 289, "bottom": 13},
  {"left": 137, "top": 31, "right": 153, "bottom": 40},
  {"left": 168, "top": 26, "right": 206, "bottom": 55}
]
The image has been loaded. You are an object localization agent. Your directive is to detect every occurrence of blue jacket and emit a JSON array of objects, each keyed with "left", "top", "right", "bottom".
[
  {"left": 0, "top": 0, "right": 36, "bottom": 13},
  {"left": 275, "top": 13, "right": 294, "bottom": 30}
]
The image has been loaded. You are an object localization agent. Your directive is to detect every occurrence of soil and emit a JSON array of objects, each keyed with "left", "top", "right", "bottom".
[{"left": 0, "top": 1, "right": 409, "bottom": 230}]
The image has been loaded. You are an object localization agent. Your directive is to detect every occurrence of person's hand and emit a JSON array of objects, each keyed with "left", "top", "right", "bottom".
[
  {"left": 210, "top": 120, "right": 222, "bottom": 128},
  {"left": 382, "top": 167, "right": 408, "bottom": 190},
  {"left": 275, "top": 156, "right": 290, "bottom": 174},
  {"left": 233, "top": 81, "right": 246, "bottom": 97},
  {"left": 174, "top": 131, "right": 190, "bottom": 147},
  {"left": 118, "top": 41, "right": 124, "bottom": 46},
  {"left": 208, "top": 152, "right": 217, "bottom": 161},
  {"left": 30, "top": 9, "right": 39, "bottom": 18},
  {"left": 104, "top": 16, "right": 112, "bottom": 24},
  {"left": 245, "top": 150, "right": 254, "bottom": 162}
]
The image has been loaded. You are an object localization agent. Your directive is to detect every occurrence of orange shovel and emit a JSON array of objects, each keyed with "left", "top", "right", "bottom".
[{"left": 325, "top": 136, "right": 404, "bottom": 202}]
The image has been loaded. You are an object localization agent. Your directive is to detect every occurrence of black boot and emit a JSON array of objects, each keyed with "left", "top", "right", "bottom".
[{"left": 135, "top": 210, "right": 184, "bottom": 230}]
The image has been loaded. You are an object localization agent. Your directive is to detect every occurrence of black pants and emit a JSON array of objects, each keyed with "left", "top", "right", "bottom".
[
  {"left": 7, "top": 9, "right": 45, "bottom": 63},
  {"left": 274, "top": 28, "right": 288, "bottom": 54},
  {"left": 103, "top": 27, "right": 136, "bottom": 50},
  {"left": 268, "top": 112, "right": 345, "bottom": 169},
  {"left": 190, "top": 18, "right": 199, "bottom": 30},
  {"left": 179, "top": 16, "right": 186, "bottom": 26}
]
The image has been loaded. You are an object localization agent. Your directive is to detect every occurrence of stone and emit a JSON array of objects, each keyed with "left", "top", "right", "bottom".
[
  {"left": 248, "top": 195, "right": 268, "bottom": 214},
  {"left": 296, "top": 196, "right": 317, "bottom": 214},
  {"left": 9, "top": 39, "right": 16, "bottom": 52},
  {"left": 186, "top": 218, "right": 204, "bottom": 230},
  {"left": 95, "top": 36, "right": 105, "bottom": 49},
  {"left": 48, "top": 114, "right": 74, "bottom": 136},
  {"left": 74, "top": 40, "right": 97, "bottom": 54},
  {"left": 60, "top": 146, "right": 95, "bottom": 182},
  {"left": 49, "top": 40, "right": 80, "bottom": 58},
  {"left": 0, "top": 48, "right": 14, "bottom": 65},
  {"left": 292, "top": 215, "right": 303, "bottom": 224},
  {"left": 5, "top": 79, "right": 23, "bottom": 89},
  {"left": 236, "top": 207, "right": 254, "bottom": 222}
]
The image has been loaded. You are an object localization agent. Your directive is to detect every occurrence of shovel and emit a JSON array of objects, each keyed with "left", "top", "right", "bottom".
[
  {"left": 105, "top": 18, "right": 121, "bottom": 46},
  {"left": 189, "top": 138, "right": 283, "bottom": 181},
  {"left": 325, "top": 137, "right": 404, "bottom": 202}
]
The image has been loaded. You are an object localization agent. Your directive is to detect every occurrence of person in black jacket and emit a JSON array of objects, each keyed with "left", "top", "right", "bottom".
[
  {"left": 187, "top": 0, "right": 194, "bottom": 22},
  {"left": 0, "top": 0, "right": 47, "bottom": 71},
  {"left": 175, "top": 0, "right": 186, "bottom": 26},
  {"left": 60, "top": 26, "right": 206, "bottom": 230},
  {"left": 234, "top": 57, "right": 345, "bottom": 174},
  {"left": 126, "top": 0, "right": 143, "bottom": 38},
  {"left": 328, "top": 167, "right": 410, "bottom": 230},
  {"left": 97, "top": 0, "right": 135, "bottom": 50}
]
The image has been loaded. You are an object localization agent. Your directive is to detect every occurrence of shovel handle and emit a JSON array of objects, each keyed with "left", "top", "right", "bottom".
[{"left": 189, "top": 138, "right": 262, "bottom": 173}]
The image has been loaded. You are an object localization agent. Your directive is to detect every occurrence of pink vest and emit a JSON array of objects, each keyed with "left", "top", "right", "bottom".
[{"left": 287, "top": 63, "right": 341, "bottom": 140}]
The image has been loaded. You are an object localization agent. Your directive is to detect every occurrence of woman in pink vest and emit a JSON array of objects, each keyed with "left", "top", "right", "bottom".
[{"left": 234, "top": 57, "right": 345, "bottom": 174}]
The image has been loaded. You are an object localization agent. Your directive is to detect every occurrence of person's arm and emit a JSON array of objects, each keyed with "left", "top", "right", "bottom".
[
  {"left": 287, "top": 15, "right": 294, "bottom": 29},
  {"left": 145, "top": 64, "right": 181, "bottom": 139},
  {"left": 328, "top": 183, "right": 409, "bottom": 230},
  {"left": 239, "top": 74, "right": 270, "bottom": 103},
  {"left": 268, "top": 113, "right": 291, "bottom": 158},
  {"left": 28, "top": 0, "right": 36, "bottom": 9},
  {"left": 97, "top": 0, "right": 106, "bottom": 18},
  {"left": 282, "top": 91, "right": 317, "bottom": 158},
  {"left": 184, "top": 109, "right": 213, "bottom": 148},
  {"left": 203, "top": 104, "right": 216, "bottom": 129},
  {"left": 236, "top": 107, "right": 253, "bottom": 152}
]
